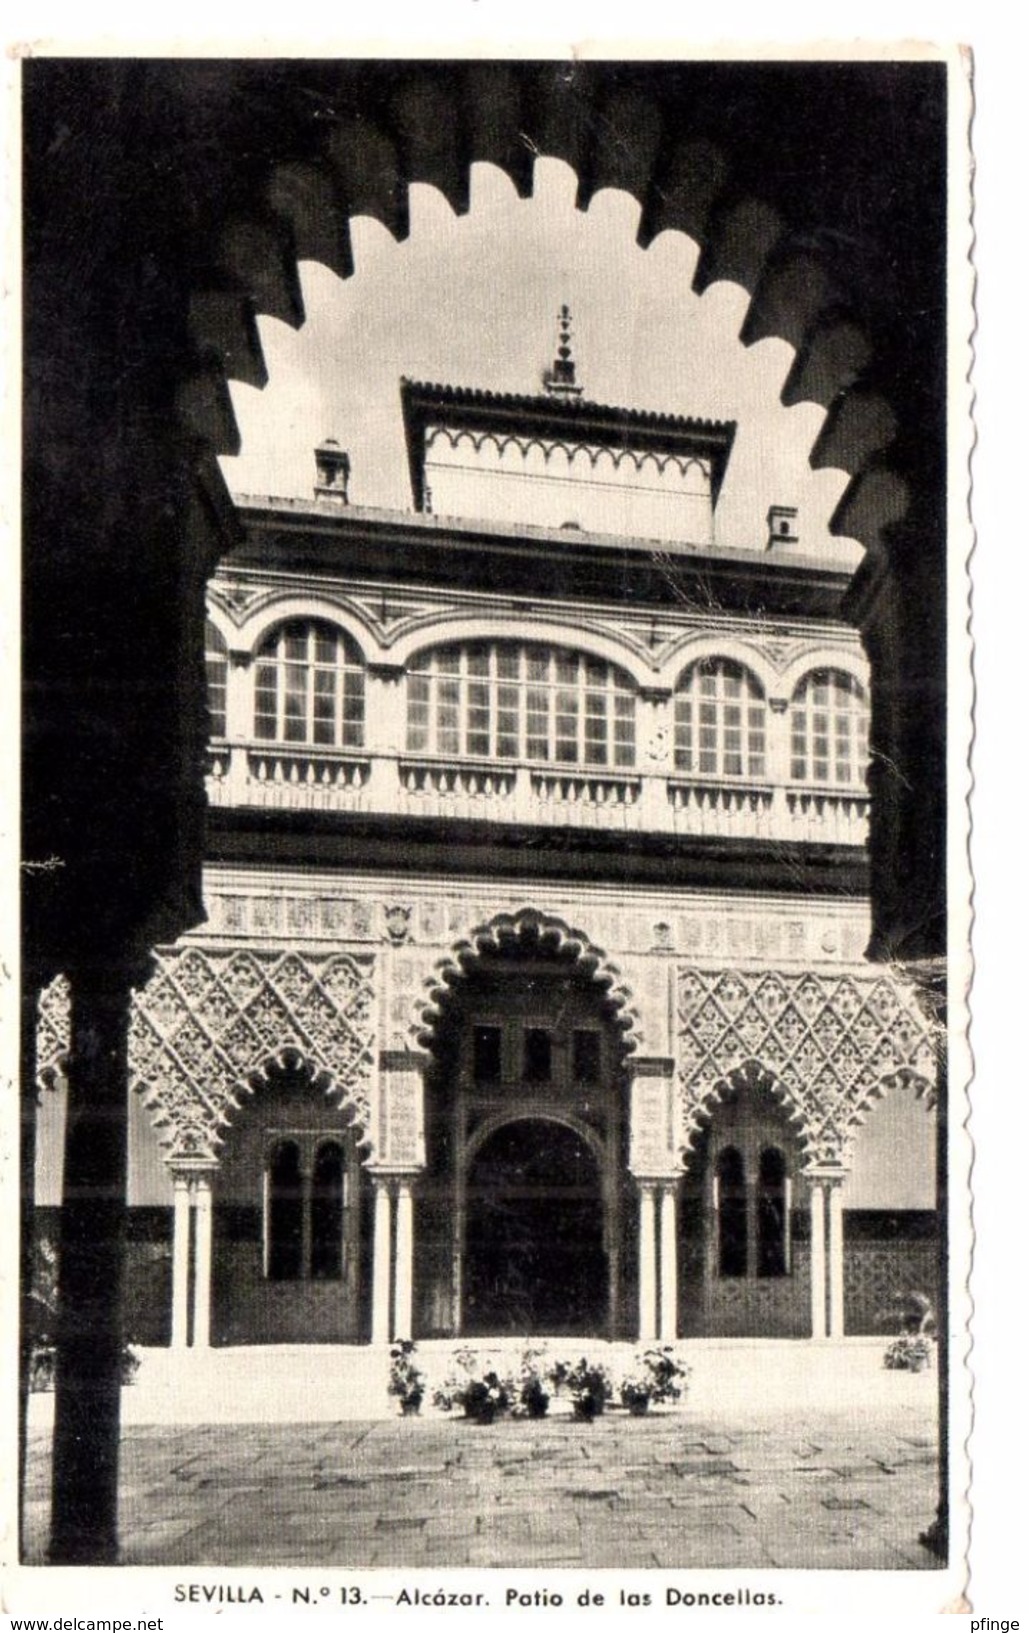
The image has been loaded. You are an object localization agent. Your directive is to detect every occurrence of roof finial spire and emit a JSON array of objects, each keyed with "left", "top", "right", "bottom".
[{"left": 543, "top": 304, "right": 583, "bottom": 398}]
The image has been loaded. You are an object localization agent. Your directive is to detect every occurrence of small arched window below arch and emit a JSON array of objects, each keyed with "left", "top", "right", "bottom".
[
  {"left": 310, "top": 1141, "right": 346, "bottom": 1281},
  {"left": 254, "top": 620, "right": 365, "bottom": 748},
  {"left": 266, "top": 1140, "right": 304, "bottom": 1282},
  {"left": 757, "top": 1146, "right": 789, "bottom": 1278},
  {"left": 205, "top": 620, "right": 228, "bottom": 739},
  {"left": 789, "top": 669, "right": 869, "bottom": 787},
  {"left": 717, "top": 1146, "right": 748, "bottom": 1278},
  {"left": 674, "top": 659, "right": 766, "bottom": 779}
]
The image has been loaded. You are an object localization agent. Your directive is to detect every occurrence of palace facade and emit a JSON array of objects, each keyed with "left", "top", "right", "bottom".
[{"left": 34, "top": 338, "right": 938, "bottom": 1354}]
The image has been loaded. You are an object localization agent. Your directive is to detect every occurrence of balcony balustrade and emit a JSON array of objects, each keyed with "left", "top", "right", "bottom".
[{"left": 206, "top": 741, "right": 869, "bottom": 847}]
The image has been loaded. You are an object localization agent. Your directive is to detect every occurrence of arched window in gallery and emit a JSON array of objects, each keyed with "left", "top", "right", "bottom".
[
  {"left": 673, "top": 658, "right": 766, "bottom": 778},
  {"left": 406, "top": 642, "right": 636, "bottom": 768},
  {"left": 205, "top": 619, "right": 228, "bottom": 739},
  {"left": 757, "top": 1145, "right": 789, "bottom": 1278},
  {"left": 789, "top": 668, "right": 869, "bottom": 786},
  {"left": 254, "top": 620, "right": 366, "bottom": 748},
  {"left": 266, "top": 1140, "right": 304, "bottom": 1281},
  {"left": 716, "top": 1145, "right": 748, "bottom": 1277}
]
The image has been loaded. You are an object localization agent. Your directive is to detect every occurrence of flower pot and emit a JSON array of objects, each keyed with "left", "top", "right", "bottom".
[
  {"left": 400, "top": 1398, "right": 422, "bottom": 1417},
  {"left": 467, "top": 1402, "right": 498, "bottom": 1425},
  {"left": 572, "top": 1397, "right": 602, "bottom": 1421},
  {"left": 627, "top": 1398, "right": 650, "bottom": 1417}
]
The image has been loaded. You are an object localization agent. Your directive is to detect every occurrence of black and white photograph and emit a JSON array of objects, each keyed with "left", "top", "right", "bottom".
[{"left": 9, "top": 42, "right": 974, "bottom": 1615}]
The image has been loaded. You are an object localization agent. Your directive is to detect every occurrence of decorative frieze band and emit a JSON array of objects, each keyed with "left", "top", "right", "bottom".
[{"left": 199, "top": 887, "right": 869, "bottom": 965}]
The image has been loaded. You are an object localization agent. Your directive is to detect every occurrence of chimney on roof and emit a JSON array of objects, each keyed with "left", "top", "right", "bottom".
[
  {"left": 314, "top": 437, "right": 351, "bottom": 505},
  {"left": 766, "top": 504, "right": 798, "bottom": 549},
  {"left": 543, "top": 305, "right": 583, "bottom": 399}
]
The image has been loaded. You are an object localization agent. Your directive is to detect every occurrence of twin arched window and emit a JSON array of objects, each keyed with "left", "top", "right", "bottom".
[
  {"left": 716, "top": 1143, "right": 789, "bottom": 1279},
  {"left": 254, "top": 620, "right": 365, "bottom": 749},
  {"left": 266, "top": 1137, "right": 347, "bottom": 1282},
  {"left": 406, "top": 643, "right": 636, "bottom": 769}
]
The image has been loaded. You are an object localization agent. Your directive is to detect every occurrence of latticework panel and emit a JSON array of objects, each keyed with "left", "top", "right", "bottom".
[
  {"left": 676, "top": 967, "right": 938, "bottom": 1168},
  {"left": 36, "top": 949, "right": 377, "bottom": 1163},
  {"left": 842, "top": 1241, "right": 939, "bottom": 1336}
]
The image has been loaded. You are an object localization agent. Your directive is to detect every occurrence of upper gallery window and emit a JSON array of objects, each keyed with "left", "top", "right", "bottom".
[
  {"left": 673, "top": 658, "right": 767, "bottom": 779},
  {"left": 406, "top": 643, "right": 636, "bottom": 769},
  {"left": 789, "top": 669, "right": 869, "bottom": 787},
  {"left": 205, "top": 620, "right": 228, "bottom": 738},
  {"left": 254, "top": 620, "right": 365, "bottom": 748}
]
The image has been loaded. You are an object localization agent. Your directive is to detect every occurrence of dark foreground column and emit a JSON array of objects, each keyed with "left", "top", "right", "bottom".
[
  {"left": 19, "top": 983, "right": 41, "bottom": 1549},
  {"left": 49, "top": 963, "right": 133, "bottom": 1565}
]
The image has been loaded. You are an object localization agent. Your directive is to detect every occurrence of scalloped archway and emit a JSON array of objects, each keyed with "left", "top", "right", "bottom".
[{"left": 412, "top": 906, "right": 645, "bottom": 1056}]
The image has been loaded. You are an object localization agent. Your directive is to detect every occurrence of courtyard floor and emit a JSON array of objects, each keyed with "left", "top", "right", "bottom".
[{"left": 22, "top": 1342, "right": 941, "bottom": 1571}]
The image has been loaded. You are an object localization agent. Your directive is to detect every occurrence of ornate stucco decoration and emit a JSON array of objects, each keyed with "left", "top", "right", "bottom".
[
  {"left": 36, "top": 950, "right": 378, "bottom": 1164},
  {"left": 36, "top": 973, "right": 71, "bottom": 1090},
  {"left": 412, "top": 906, "right": 646, "bottom": 1056},
  {"left": 676, "top": 966, "right": 938, "bottom": 1169}
]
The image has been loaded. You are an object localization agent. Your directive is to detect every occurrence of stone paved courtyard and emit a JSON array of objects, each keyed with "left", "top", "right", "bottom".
[{"left": 23, "top": 1379, "right": 940, "bottom": 1570}]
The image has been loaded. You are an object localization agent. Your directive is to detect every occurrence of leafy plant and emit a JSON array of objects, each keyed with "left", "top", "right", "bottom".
[
  {"left": 387, "top": 1339, "right": 426, "bottom": 1413},
  {"left": 514, "top": 1347, "right": 550, "bottom": 1419},
  {"left": 557, "top": 1356, "right": 612, "bottom": 1420},
  {"left": 433, "top": 1349, "right": 514, "bottom": 1422},
  {"left": 27, "top": 1235, "right": 140, "bottom": 1391},
  {"left": 639, "top": 1344, "right": 690, "bottom": 1404},
  {"left": 882, "top": 1291, "right": 936, "bottom": 1371}
]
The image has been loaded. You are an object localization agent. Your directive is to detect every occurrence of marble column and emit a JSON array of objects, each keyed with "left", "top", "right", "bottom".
[
  {"left": 828, "top": 1183, "right": 846, "bottom": 1339},
  {"left": 371, "top": 1178, "right": 393, "bottom": 1345},
  {"left": 637, "top": 1183, "right": 658, "bottom": 1341},
  {"left": 394, "top": 1178, "right": 415, "bottom": 1340},
  {"left": 192, "top": 1177, "right": 213, "bottom": 1350},
  {"left": 171, "top": 1177, "right": 192, "bottom": 1350},
  {"left": 659, "top": 1183, "right": 678, "bottom": 1342},
  {"left": 809, "top": 1180, "right": 827, "bottom": 1340}
]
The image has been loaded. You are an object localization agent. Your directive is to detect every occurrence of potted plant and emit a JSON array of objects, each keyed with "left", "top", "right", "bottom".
[
  {"left": 515, "top": 1347, "right": 550, "bottom": 1419},
  {"left": 884, "top": 1333, "right": 934, "bottom": 1372},
  {"left": 27, "top": 1236, "right": 141, "bottom": 1392},
  {"left": 618, "top": 1345, "right": 690, "bottom": 1414},
  {"left": 618, "top": 1370, "right": 654, "bottom": 1416},
  {"left": 433, "top": 1349, "right": 514, "bottom": 1424},
  {"left": 560, "top": 1357, "right": 612, "bottom": 1421},
  {"left": 388, "top": 1339, "right": 427, "bottom": 1416},
  {"left": 640, "top": 1344, "right": 689, "bottom": 1404},
  {"left": 882, "top": 1291, "right": 936, "bottom": 1373}
]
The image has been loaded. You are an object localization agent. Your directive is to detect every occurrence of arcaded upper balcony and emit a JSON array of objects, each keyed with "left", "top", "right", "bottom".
[{"left": 205, "top": 618, "right": 869, "bottom": 849}]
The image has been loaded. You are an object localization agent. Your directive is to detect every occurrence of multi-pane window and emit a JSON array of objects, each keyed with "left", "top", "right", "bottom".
[
  {"left": 790, "top": 669, "right": 869, "bottom": 786},
  {"left": 674, "top": 659, "right": 766, "bottom": 778},
  {"left": 254, "top": 620, "right": 365, "bottom": 748},
  {"left": 205, "top": 620, "right": 228, "bottom": 738},
  {"left": 406, "top": 643, "right": 636, "bottom": 769}
]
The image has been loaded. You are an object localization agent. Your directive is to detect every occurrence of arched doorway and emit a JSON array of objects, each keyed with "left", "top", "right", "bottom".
[
  {"left": 463, "top": 1119, "right": 606, "bottom": 1336},
  {"left": 415, "top": 917, "right": 634, "bottom": 1339}
]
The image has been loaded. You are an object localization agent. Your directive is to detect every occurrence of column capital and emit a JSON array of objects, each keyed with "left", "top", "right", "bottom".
[
  {"left": 803, "top": 1164, "right": 847, "bottom": 1187},
  {"left": 628, "top": 1055, "right": 675, "bottom": 1079},
  {"left": 380, "top": 1048, "right": 432, "bottom": 1074}
]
